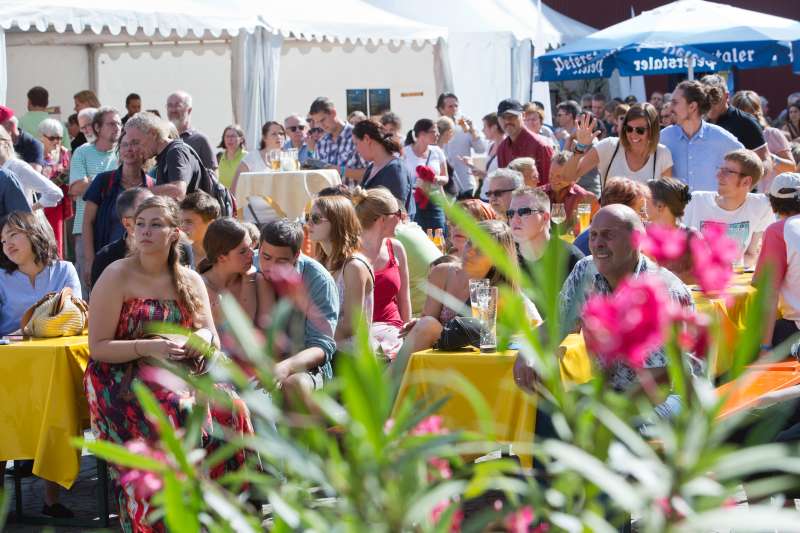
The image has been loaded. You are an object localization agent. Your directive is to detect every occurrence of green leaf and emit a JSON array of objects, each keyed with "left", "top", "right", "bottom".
[
  {"left": 268, "top": 490, "right": 300, "bottom": 528},
  {"left": 676, "top": 506, "right": 800, "bottom": 531},
  {"left": 73, "top": 438, "right": 166, "bottom": 472},
  {"left": 404, "top": 480, "right": 468, "bottom": 527},
  {"left": 132, "top": 381, "right": 193, "bottom": 476},
  {"left": 203, "top": 483, "right": 260, "bottom": 533},
  {"left": 164, "top": 471, "right": 200, "bottom": 533}
]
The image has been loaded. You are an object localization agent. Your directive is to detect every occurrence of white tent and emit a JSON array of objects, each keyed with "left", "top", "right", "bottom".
[
  {"left": 365, "top": 0, "right": 594, "bottom": 121},
  {"left": 0, "top": 0, "right": 448, "bottom": 146}
]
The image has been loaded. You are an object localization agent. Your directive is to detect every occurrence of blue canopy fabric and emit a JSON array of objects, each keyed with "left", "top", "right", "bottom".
[{"left": 535, "top": 0, "right": 800, "bottom": 81}]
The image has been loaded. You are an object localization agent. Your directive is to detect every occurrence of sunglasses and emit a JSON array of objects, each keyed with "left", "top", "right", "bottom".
[
  {"left": 287, "top": 125, "right": 306, "bottom": 132},
  {"left": 505, "top": 207, "right": 543, "bottom": 219},
  {"left": 307, "top": 213, "right": 327, "bottom": 225},
  {"left": 309, "top": 127, "right": 323, "bottom": 135},
  {"left": 44, "top": 136, "right": 62, "bottom": 142},
  {"left": 624, "top": 125, "right": 648, "bottom": 135},
  {"left": 486, "top": 188, "right": 516, "bottom": 199},
  {"left": 385, "top": 209, "right": 402, "bottom": 218}
]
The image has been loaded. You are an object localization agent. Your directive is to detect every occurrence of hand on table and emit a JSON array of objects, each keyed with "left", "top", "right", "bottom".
[{"left": 513, "top": 353, "right": 539, "bottom": 393}]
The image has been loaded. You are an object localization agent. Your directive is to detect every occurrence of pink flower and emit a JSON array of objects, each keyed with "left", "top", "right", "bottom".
[
  {"left": 412, "top": 415, "right": 448, "bottom": 436},
  {"left": 676, "top": 311, "right": 711, "bottom": 359},
  {"left": 504, "top": 505, "right": 534, "bottom": 533},
  {"left": 582, "top": 275, "right": 671, "bottom": 368},
  {"left": 118, "top": 439, "right": 167, "bottom": 500},
  {"left": 430, "top": 500, "right": 463, "bottom": 532},
  {"left": 689, "top": 223, "right": 740, "bottom": 294},
  {"left": 383, "top": 418, "right": 395, "bottom": 434},
  {"left": 138, "top": 366, "right": 190, "bottom": 392},
  {"left": 428, "top": 457, "right": 452, "bottom": 480},
  {"left": 633, "top": 224, "right": 689, "bottom": 263}
]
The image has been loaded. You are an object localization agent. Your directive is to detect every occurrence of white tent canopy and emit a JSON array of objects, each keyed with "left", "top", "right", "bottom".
[
  {"left": 365, "top": 0, "right": 593, "bottom": 121},
  {"left": 0, "top": 0, "right": 448, "bottom": 146}
]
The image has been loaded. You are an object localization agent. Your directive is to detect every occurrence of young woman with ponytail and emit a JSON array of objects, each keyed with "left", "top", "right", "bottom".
[
  {"left": 85, "top": 195, "right": 253, "bottom": 532},
  {"left": 402, "top": 118, "right": 449, "bottom": 233},
  {"left": 353, "top": 119, "right": 415, "bottom": 218},
  {"left": 199, "top": 217, "right": 273, "bottom": 330}
]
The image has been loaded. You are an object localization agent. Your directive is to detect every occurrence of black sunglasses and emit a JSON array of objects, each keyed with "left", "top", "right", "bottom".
[
  {"left": 486, "top": 188, "right": 516, "bottom": 198},
  {"left": 505, "top": 207, "right": 543, "bottom": 219},
  {"left": 306, "top": 213, "right": 327, "bottom": 225},
  {"left": 309, "top": 127, "right": 323, "bottom": 134},
  {"left": 287, "top": 125, "right": 306, "bottom": 132},
  {"left": 44, "top": 135, "right": 62, "bottom": 142},
  {"left": 624, "top": 125, "right": 648, "bottom": 135}
]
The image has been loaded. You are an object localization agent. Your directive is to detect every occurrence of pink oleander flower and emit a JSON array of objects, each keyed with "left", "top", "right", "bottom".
[
  {"left": 428, "top": 457, "right": 452, "bottom": 480},
  {"left": 582, "top": 275, "right": 671, "bottom": 368},
  {"left": 676, "top": 310, "right": 711, "bottom": 359},
  {"left": 431, "top": 500, "right": 463, "bottom": 532},
  {"left": 633, "top": 224, "right": 689, "bottom": 263},
  {"left": 119, "top": 440, "right": 167, "bottom": 500},
  {"left": 412, "top": 415, "right": 448, "bottom": 436},
  {"left": 689, "top": 222, "right": 740, "bottom": 294},
  {"left": 504, "top": 505, "right": 534, "bottom": 533}
]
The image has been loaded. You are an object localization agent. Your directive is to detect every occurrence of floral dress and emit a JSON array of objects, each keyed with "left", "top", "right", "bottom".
[
  {"left": 41, "top": 146, "right": 73, "bottom": 258},
  {"left": 84, "top": 298, "right": 253, "bottom": 533}
]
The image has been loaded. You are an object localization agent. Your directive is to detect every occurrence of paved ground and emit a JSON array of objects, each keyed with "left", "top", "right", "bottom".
[{"left": 3, "top": 453, "right": 121, "bottom": 532}]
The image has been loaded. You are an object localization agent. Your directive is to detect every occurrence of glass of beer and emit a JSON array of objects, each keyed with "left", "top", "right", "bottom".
[
  {"left": 269, "top": 149, "right": 281, "bottom": 170},
  {"left": 577, "top": 203, "right": 592, "bottom": 233}
]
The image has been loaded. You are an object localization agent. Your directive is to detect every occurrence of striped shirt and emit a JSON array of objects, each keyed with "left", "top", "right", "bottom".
[{"left": 69, "top": 143, "right": 118, "bottom": 235}]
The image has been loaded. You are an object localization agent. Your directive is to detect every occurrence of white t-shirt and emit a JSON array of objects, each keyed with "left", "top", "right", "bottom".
[
  {"left": 683, "top": 191, "right": 775, "bottom": 262},
  {"left": 241, "top": 149, "right": 268, "bottom": 172},
  {"left": 402, "top": 145, "right": 448, "bottom": 187},
  {"left": 594, "top": 137, "right": 673, "bottom": 184}
]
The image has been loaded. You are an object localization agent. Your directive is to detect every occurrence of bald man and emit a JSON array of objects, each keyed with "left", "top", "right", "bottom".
[{"left": 515, "top": 204, "right": 693, "bottom": 393}]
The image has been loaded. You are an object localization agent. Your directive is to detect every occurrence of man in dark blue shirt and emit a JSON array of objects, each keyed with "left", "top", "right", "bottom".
[
  {"left": 0, "top": 105, "right": 45, "bottom": 171},
  {"left": 0, "top": 168, "right": 32, "bottom": 217}
]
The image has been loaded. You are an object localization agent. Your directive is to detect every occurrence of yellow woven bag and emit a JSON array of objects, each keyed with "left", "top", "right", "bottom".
[{"left": 20, "top": 287, "right": 88, "bottom": 338}]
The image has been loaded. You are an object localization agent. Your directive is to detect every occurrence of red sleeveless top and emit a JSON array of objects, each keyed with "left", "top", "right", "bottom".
[{"left": 372, "top": 240, "right": 403, "bottom": 328}]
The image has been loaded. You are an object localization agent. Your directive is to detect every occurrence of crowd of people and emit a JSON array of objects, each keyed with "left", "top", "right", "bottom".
[{"left": 2, "top": 81, "right": 800, "bottom": 528}]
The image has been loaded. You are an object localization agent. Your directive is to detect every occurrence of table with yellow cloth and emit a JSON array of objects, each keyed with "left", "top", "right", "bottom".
[
  {"left": 236, "top": 169, "right": 341, "bottom": 220},
  {"left": 558, "top": 273, "right": 758, "bottom": 377},
  {"left": 394, "top": 348, "right": 536, "bottom": 467},
  {"left": 0, "top": 336, "right": 90, "bottom": 489}
]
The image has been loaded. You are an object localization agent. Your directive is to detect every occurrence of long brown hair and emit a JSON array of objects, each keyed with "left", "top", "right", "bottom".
[
  {"left": 134, "top": 196, "right": 202, "bottom": 314},
  {"left": 198, "top": 217, "right": 247, "bottom": 274},
  {"left": 619, "top": 103, "right": 660, "bottom": 155},
  {"left": 312, "top": 195, "right": 362, "bottom": 273}
]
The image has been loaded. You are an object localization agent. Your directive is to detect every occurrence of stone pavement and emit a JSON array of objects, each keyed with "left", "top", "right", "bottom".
[{"left": 3, "top": 452, "right": 121, "bottom": 532}]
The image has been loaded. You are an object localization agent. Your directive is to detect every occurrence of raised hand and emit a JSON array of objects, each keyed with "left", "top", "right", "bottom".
[{"left": 575, "top": 113, "right": 600, "bottom": 146}]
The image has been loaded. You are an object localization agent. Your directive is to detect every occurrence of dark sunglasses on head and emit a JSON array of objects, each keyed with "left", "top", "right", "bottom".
[
  {"left": 287, "top": 125, "right": 306, "bottom": 132},
  {"left": 307, "top": 212, "right": 327, "bottom": 225},
  {"left": 624, "top": 125, "right": 648, "bottom": 135},
  {"left": 309, "top": 127, "right": 323, "bottom": 134},
  {"left": 505, "top": 207, "right": 543, "bottom": 219},
  {"left": 486, "top": 188, "right": 516, "bottom": 199}
]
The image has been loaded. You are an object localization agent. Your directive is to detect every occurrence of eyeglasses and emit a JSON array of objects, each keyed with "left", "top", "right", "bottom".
[
  {"left": 309, "top": 127, "right": 323, "bottom": 135},
  {"left": 307, "top": 213, "right": 327, "bottom": 225},
  {"left": 505, "top": 207, "right": 544, "bottom": 219},
  {"left": 287, "top": 125, "right": 306, "bottom": 132},
  {"left": 486, "top": 188, "right": 516, "bottom": 199},
  {"left": 624, "top": 125, "right": 648, "bottom": 135},
  {"left": 717, "top": 166, "right": 746, "bottom": 177},
  {"left": 44, "top": 136, "right": 62, "bottom": 142}
]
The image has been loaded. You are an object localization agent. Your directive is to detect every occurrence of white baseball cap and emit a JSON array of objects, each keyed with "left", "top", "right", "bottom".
[{"left": 768, "top": 172, "right": 800, "bottom": 199}]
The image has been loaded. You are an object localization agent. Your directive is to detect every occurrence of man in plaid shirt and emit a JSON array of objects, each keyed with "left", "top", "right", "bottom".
[{"left": 308, "top": 97, "right": 366, "bottom": 184}]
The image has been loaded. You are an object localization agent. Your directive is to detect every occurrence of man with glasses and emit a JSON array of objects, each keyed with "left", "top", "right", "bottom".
[
  {"left": 485, "top": 168, "right": 523, "bottom": 219},
  {"left": 683, "top": 149, "right": 775, "bottom": 268},
  {"left": 69, "top": 106, "right": 121, "bottom": 290},
  {"left": 166, "top": 90, "right": 217, "bottom": 171},
  {"left": 308, "top": 97, "right": 365, "bottom": 184},
  {"left": 509, "top": 187, "right": 584, "bottom": 280},
  {"left": 283, "top": 114, "right": 312, "bottom": 165},
  {"left": 496, "top": 99, "right": 553, "bottom": 185}
]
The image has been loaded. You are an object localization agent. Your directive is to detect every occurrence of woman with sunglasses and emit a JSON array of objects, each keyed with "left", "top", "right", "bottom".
[
  {"left": 403, "top": 119, "right": 449, "bottom": 233},
  {"left": 562, "top": 103, "right": 673, "bottom": 190},
  {"left": 307, "top": 194, "right": 374, "bottom": 350},
  {"left": 216, "top": 124, "right": 247, "bottom": 188},
  {"left": 354, "top": 120, "right": 415, "bottom": 219},
  {"left": 38, "top": 118, "right": 73, "bottom": 258},
  {"left": 399, "top": 219, "right": 540, "bottom": 354},
  {"left": 353, "top": 186, "right": 411, "bottom": 360},
  {"left": 231, "top": 121, "right": 286, "bottom": 197}
]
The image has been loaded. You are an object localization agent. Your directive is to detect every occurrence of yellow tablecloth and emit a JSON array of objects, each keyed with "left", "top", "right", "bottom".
[
  {"left": 236, "top": 169, "right": 341, "bottom": 220},
  {"left": 394, "top": 348, "right": 536, "bottom": 467},
  {"left": 559, "top": 273, "right": 758, "bottom": 377},
  {"left": 0, "top": 336, "right": 90, "bottom": 488}
]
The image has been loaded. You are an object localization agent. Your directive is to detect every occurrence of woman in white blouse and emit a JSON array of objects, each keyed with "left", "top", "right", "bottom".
[
  {"left": 0, "top": 126, "right": 63, "bottom": 211},
  {"left": 561, "top": 103, "right": 673, "bottom": 191}
]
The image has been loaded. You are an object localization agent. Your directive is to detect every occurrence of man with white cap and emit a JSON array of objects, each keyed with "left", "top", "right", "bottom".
[{"left": 753, "top": 172, "right": 800, "bottom": 350}]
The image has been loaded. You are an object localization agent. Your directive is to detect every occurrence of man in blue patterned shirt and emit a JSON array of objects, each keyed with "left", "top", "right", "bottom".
[
  {"left": 515, "top": 204, "right": 693, "bottom": 393},
  {"left": 308, "top": 97, "right": 366, "bottom": 184}
]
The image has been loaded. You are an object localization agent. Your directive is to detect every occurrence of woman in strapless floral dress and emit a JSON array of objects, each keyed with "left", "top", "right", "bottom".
[{"left": 85, "top": 195, "right": 253, "bottom": 533}]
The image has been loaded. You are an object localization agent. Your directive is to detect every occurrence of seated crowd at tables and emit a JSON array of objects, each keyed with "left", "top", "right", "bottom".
[{"left": 1, "top": 80, "right": 800, "bottom": 528}]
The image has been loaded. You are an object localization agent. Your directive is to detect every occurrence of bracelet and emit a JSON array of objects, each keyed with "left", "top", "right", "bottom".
[
  {"left": 759, "top": 344, "right": 772, "bottom": 351},
  {"left": 574, "top": 142, "right": 589, "bottom": 153},
  {"left": 133, "top": 340, "right": 143, "bottom": 358}
]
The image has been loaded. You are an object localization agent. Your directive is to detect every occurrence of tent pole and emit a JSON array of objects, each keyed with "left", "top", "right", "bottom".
[
  {"left": 88, "top": 44, "right": 100, "bottom": 94},
  {"left": 687, "top": 56, "right": 695, "bottom": 81}
]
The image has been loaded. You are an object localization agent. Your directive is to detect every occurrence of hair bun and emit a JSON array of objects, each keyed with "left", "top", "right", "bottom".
[
  {"left": 351, "top": 186, "right": 368, "bottom": 206},
  {"left": 681, "top": 185, "right": 692, "bottom": 204}
]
